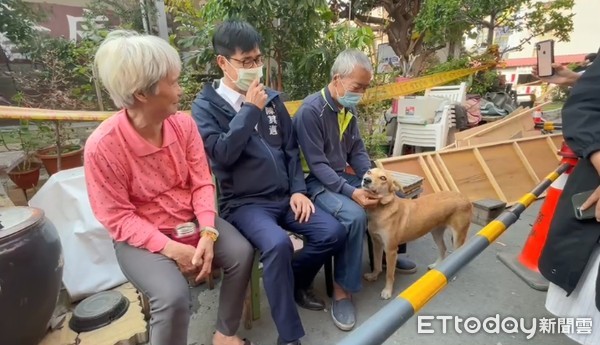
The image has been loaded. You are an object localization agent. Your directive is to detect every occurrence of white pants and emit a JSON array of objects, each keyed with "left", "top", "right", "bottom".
[{"left": 546, "top": 245, "right": 600, "bottom": 345}]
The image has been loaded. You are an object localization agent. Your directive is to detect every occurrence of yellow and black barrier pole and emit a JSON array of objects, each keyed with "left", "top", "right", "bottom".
[
  {"left": 336, "top": 162, "right": 573, "bottom": 345},
  {"left": 535, "top": 122, "right": 562, "bottom": 131}
]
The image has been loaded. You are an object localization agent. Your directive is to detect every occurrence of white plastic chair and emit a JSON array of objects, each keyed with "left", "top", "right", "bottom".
[
  {"left": 425, "top": 82, "right": 468, "bottom": 104},
  {"left": 392, "top": 105, "right": 456, "bottom": 156}
]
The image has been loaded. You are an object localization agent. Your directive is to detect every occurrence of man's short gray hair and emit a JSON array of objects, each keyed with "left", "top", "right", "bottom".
[
  {"left": 94, "top": 30, "right": 181, "bottom": 109},
  {"left": 330, "top": 49, "right": 373, "bottom": 79}
]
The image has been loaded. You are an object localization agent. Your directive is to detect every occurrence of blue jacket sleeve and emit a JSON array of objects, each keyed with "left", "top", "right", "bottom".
[
  {"left": 191, "top": 99, "right": 261, "bottom": 167},
  {"left": 293, "top": 105, "right": 356, "bottom": 198},
  {"left": 562, "top": 57, "right": 600, "bottom": 159},
  {"left": 347, "top": 119, "right": 372, "bottom": 179},
  {"left": 275, "top": 98, "right": 307, "bottom": 195}
]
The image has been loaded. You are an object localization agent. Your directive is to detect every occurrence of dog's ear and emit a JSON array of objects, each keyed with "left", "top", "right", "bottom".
[{"left": 390, "top": 178, "right": 402, "bottom": 193}]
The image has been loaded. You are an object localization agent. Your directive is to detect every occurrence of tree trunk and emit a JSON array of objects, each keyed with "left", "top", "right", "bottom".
[
  {"left": 275, "top": 49, "right": 283, "bottom": 91},
  {"left": 0, "top": 47, "right": 13, "bottom": 72},
  {"left": 265, "top": 52, "right": 271, "bottom": 89},
  {"left": 447, "top": 41, "right": 456, "bottom": 61},
  {"left": 0, "top": 46, "right": 19, "bottom": 97},
  {"left": 382, "top": 1, "right": 425, "bottom": 76},
  {"left": 413, "top": 51, "right": 434, "bottom": 75},
  {"left": 486, "top": 14, "right": 496, "bottom": 47}
]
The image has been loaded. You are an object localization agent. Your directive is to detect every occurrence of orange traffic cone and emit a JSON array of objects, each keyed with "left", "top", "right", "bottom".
[{"left": 497, "top": 141, "right": 578, "bottom": 291}]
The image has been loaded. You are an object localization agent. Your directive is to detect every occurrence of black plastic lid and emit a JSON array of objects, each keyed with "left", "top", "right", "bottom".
[{"left": 69, "top": 290, "right": 130, "bottom": 332}]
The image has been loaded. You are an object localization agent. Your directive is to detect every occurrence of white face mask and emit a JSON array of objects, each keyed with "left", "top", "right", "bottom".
[{"left": 225, "top": 59, "right": 263, "bottom": 91}]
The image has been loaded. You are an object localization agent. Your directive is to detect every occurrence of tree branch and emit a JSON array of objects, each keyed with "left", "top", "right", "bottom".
[
  {"left": 488, "top": 6, "right": 515, "bottom": 26},
  {"left": 496, "top": 13, "right": 526, "bottom": 28},
  {"left": 427, "top": 43, "right": 447, "bottom": 52},
  {"left": 501, "top": 34, "right": 537, "bottom": 55},
  {"left": 356, "top": 13, "right": 387, "bottom": 25},
  {"left": 353, "top": 17, "right": 386, "bottom": 31},
  {"left": 335, "top": 1, "right": 387, "bottom": 25},
  {"left": 382, "top": 0, "right": 397, "bottom": 13},
  {"left": 455, "top": 10, "right": 492, "bottom": 29},
  {"left": 477, "top": 19, "right": 493, "bottom": 28}
]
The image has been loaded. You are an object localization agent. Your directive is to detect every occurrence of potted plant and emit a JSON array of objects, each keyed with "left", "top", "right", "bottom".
[
  {"left": 5, "top": 121, "right": 44, "bottom": 191},
  {"left": 9, "top": 36, "right": 93, "bottom": 176},
  {"left": 357, "top": 77, "right": 393, "bottom": 162},
  {"left": 35, "top": 121, "right": 84, "bottom": 175},
  {"left": 364, "top": 132, "right": 391, "bottom": 161},
  {"left": 9, "top": 160, "right": 42, "bottom": 191}
]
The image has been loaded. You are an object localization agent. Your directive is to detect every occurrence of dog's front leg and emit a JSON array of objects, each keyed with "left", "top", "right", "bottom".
[
  {"left": 381, "top": 248, "right": 398, "bottom": 299},
  {"left": 363, "top": 232, "right": 384, "bottom": 282}
]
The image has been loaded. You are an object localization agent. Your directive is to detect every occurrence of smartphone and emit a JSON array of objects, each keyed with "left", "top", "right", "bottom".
[
  {"left": 536, "top": 40, "right": 555, "bottom": 77},
  {"left": 572, "top": 190, "right": 596, "bottom": 220}
]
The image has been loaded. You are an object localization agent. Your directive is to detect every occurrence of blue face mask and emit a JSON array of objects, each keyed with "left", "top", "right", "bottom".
[{"left": 337, "top": 81, "right": 364, "bottom": 108}]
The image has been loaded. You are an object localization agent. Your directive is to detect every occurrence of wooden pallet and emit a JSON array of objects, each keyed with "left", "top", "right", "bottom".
[
  {"left": 442, "top": 102, "right": 552, "bottom": 150},
  {"left": 377, "top": 133, "right": 563, "bottom": 206},
  {"left": 39, "top": 283, "right": 148, "bottom": 345}
]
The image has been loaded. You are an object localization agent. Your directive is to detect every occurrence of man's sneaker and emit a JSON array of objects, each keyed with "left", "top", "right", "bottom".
[{"left": 331, "top": 298, "right": 356, "bottom": 331}]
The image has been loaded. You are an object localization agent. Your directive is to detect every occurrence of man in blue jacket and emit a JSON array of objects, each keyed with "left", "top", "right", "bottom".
[
  {"left": 293, "top": 49, "right": 417, "bottom": 331},
  {"left": 191, "top": 20, "right": 346, "bottom": 345}
]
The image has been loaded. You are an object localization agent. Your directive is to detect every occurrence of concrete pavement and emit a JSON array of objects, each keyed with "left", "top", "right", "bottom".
[{"left": 187, "top": 200, "right": 579, "bottom": 345}]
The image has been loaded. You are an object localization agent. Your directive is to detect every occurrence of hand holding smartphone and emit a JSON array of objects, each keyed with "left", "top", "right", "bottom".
[
  {"left": 536, "top": 40, "right": 555, "bottom": 77},
  {"left": 572, "top": 190, "right": 597, "bottom": 220}
]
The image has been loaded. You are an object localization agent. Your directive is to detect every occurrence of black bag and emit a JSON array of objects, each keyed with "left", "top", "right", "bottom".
[
  {"left": 453, "top": 104, "right": 470, "bottom": 131},
  {"left": 483, "top": 91, "right": 519, "bottom": 114}
]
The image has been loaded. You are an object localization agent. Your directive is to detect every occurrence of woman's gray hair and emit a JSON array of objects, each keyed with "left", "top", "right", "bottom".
[
  {"left": 94, "top": 30, "right": 181, "bottom": 109},
  {"left": 330, "top": 49, "right": 373, "bottom": 79}
]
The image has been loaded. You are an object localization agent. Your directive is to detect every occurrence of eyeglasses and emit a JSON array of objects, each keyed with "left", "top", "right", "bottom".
[{"left": 228, "top": 56, "right": 264, "bottom": 69}]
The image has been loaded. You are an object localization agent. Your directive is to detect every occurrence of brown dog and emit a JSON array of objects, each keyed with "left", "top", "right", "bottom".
[{"left": 361, "top": 168, "right": 472, "bottom": 299}]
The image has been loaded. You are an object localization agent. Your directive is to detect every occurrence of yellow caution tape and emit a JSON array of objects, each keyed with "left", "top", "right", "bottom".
[
  {"left": 284, "top": 101, "right": 304, "bottom": 117},
  {"left": 360, "top": 65, "right": 490, "bottom": 104},
  {"left": 285, "top": 64, "right": 490, "bottom": 115},
  {"left": 0, "top": 65, "right": 490, "bottom": 121}
]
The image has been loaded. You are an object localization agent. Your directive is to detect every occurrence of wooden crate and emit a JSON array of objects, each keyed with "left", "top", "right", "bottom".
[
  {"left": 442, "top": 102, "right": 553, "bottom": 150},
  {"left": 377, "top": 133, "right": 563, "bottom": 206}
]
